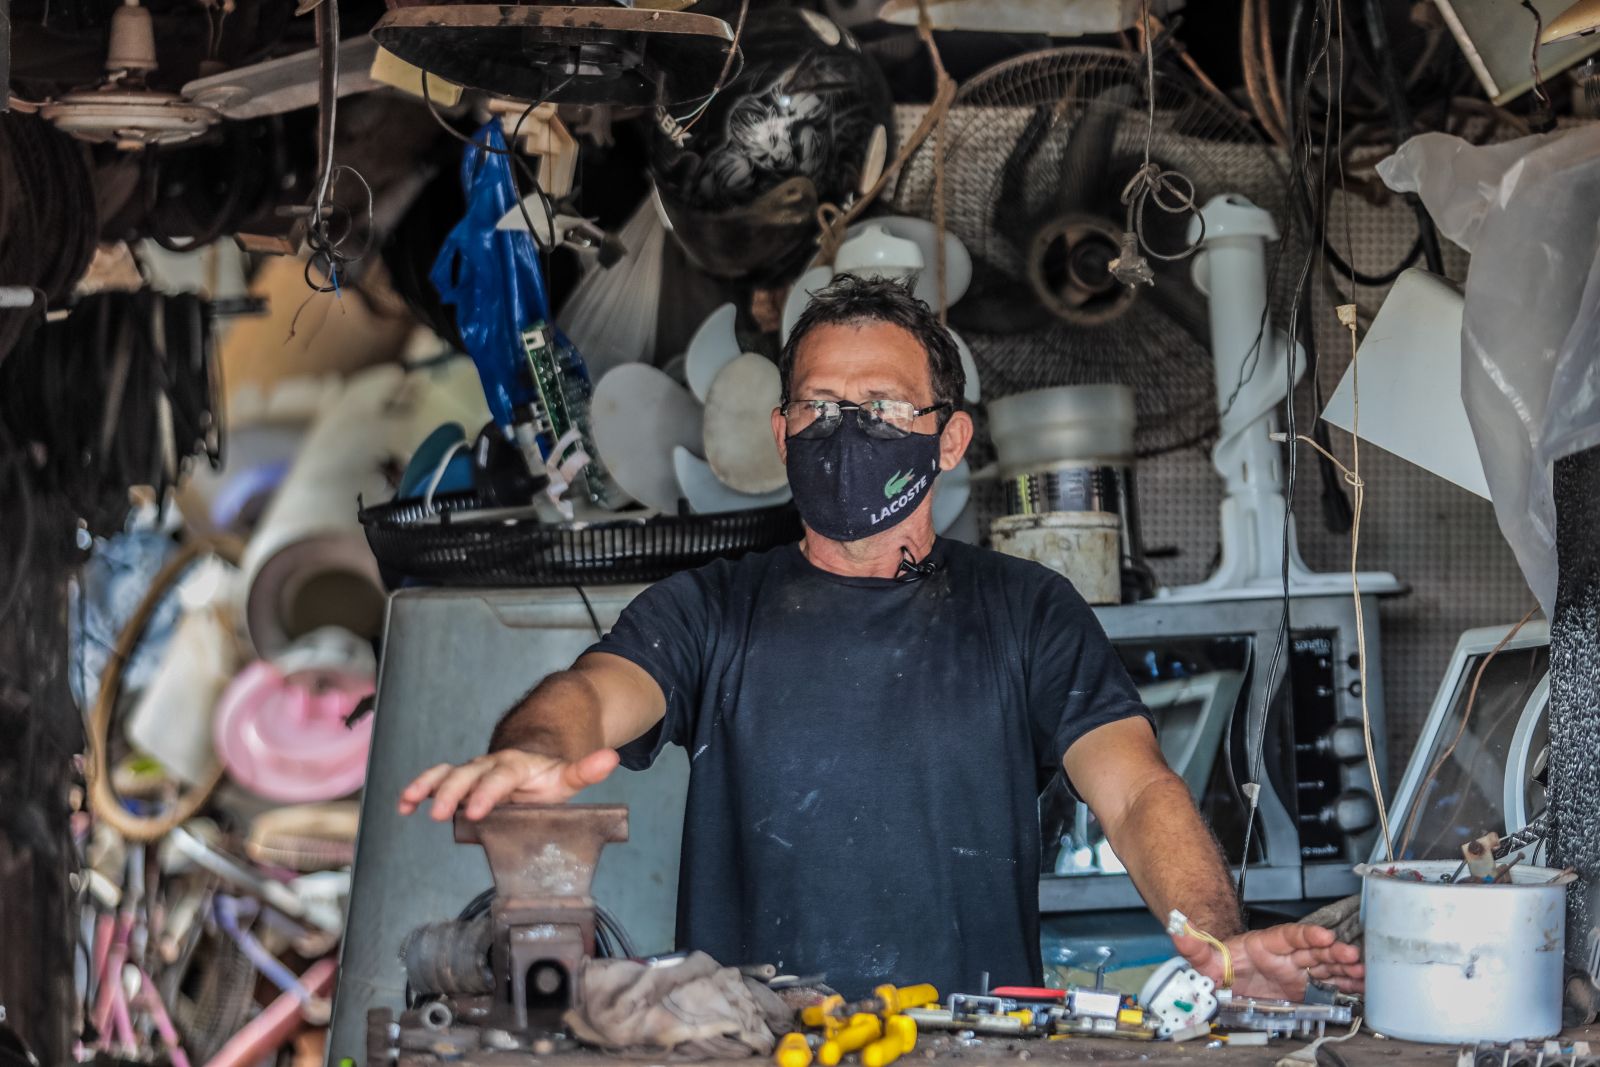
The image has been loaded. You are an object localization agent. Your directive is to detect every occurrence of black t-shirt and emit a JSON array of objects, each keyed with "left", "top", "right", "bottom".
[{"left": 589, "top": 538, "right": 1151, "bottom": 998}]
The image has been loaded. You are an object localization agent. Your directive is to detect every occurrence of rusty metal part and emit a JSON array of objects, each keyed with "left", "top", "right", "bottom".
[
  {"left": 455, "top": 805, "right": 629, "bottom": 1031},
  {"left": 401, "top": 917, "right": 494, "bottom": 998},
  {"left": 369, "top": 5, "right": 734, "bottom": 106}
]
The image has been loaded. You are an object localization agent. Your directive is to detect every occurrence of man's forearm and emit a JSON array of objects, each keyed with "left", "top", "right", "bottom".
[
  {"left": 489, "top": 670, "right": 607, "bottom": 758},
  {"left": 1103, "top": 772, "right": 1243, "bottom": 937}
]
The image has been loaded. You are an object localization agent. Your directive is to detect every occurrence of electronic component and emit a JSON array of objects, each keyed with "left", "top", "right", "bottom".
[
  {"left": 1137, "top": 957, "right": 1219, "bottom": 1040},
  {"left": 1214, "top": 991, "right": 1353, "bottom": 1040}
]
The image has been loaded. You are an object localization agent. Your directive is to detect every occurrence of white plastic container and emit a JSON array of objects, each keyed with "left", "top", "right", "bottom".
[
  {"left": 989, "top": 511, "right": 1120, "bottom": 604},
  {"left": 986, "top": 385, "right": 1135, "bottom": 475},
  {"left": 1362, "top": 860, "right": 1567, "bottom": 1043}
]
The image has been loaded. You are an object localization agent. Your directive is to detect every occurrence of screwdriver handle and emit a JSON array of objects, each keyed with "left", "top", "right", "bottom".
[
  {"left": 861, "top": 1015, "right": 918, "bottom": 1067},
  {"left": 817, "top": 1014, "right": 882, "bottom": 1067},
  {"left": 775, "top": 1032, "right": 813, "bottom": 1067},
  {"left": 873, "top": 984, "right": 939, "bottom": 1016},
  {"left": 801, "top": 996, "right": 847, "bottom": 1029}
]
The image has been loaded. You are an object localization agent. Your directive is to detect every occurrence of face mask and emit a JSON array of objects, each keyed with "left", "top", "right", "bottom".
[{"left": 785, "top": 418, "right": 943, "bottom": 542}]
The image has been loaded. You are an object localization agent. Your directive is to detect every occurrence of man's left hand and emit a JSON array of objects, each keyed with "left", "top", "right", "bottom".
[{"left": 1172, "top": 923, "right": 1363, "bottom": 1000}]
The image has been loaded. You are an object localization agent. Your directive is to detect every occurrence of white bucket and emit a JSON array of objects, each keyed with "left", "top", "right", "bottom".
[
  {"left": 989, "top": 511, "right": 1120, "bottom": 605},
  {"left": 1362, "top": 860, "right": 1567, "bottom": 1043}
]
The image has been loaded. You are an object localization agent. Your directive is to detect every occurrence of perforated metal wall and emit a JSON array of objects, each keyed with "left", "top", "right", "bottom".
[{"left": 891, "top": 105, "right": 1537, "bottom": 777}]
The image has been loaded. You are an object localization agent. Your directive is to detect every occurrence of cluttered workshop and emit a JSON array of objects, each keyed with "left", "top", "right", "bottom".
[{"left": 4, "top": 0, "right": 1600, "bottom": 1065}]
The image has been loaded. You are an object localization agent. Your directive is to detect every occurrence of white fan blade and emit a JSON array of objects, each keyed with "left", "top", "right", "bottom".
[
  {"left": 591, "top": 364, "right": 703, "bottom": 512},
  {"left": 933, "top": 458, "right": 972, "bottom": 535},
  {"left": 843, "top": 216, "right": 972, "bottom": 308},
  {"left": 673, "top": 447, "right": 791, "bottom": 514},
  {"left": 702, "top": 353, "right": 787, "bottom": 494},
  {"left": 950, "top": 327, "right": 981, "bottom": 404},
  {"left": 181, "top": 36, "right": 381, "bottom": 120},
  {"left": 685, "top": 303, "right": 742, "bottom": 404},
  {"left": 781, "top": 266, "right": 838, "bottom": 346}
]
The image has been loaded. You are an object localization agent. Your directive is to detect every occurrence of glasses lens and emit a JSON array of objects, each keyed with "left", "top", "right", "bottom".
[
  {"left": 788, "top": 400, "right": 842, "bottom": 439},
  {"left": 858, "top": 399, "right": 917, "bottom": 440}
]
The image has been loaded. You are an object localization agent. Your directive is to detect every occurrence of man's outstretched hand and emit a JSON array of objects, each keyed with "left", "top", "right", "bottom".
[
  {"left": 1172, "top": 923, "right": 1363, "bottom": 1000},
  {"left": 397, "top": 748, "right": 620, "bottom": 821}
]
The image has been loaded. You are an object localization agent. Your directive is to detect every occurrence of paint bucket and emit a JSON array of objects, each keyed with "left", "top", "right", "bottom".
[
  {"left": 989, "top": 511, "right": 1120, "bottom": 605},
  {"left": 1362, "top": 860, "right": 1567, "bottom": 1042}
]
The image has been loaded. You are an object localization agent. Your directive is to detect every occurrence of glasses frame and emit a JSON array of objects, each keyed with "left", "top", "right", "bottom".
[{"left": 779, "top": 398, "right": 954, "bottom": 440}]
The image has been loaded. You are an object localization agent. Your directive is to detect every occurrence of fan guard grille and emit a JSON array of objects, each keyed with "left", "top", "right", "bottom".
[{"left": 895, "top": 47, "right": 1293, "bottom": 457}]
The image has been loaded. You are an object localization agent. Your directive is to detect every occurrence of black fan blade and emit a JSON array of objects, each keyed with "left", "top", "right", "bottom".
[
  {"left": 990, "top": 105, "right": 1060, "bottom": 256},
  {"left": 1145, "top": 256, "right": 1210, "bottom": 344},
  {"left": 949, "top": 258, "right": 1055, "bottom": 335},
  {"left": 1054, "top": 84, "right": 1141, "bottom": 216}
]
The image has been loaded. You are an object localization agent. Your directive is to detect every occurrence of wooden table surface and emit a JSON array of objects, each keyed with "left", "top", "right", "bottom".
[{"left": 521, "top": 1026, "right": 1600, "bottom": 1067}]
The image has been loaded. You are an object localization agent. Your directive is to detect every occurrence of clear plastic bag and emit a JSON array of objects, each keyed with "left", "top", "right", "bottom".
[{"left": 1378, "top": 127, "right": 1600, "bottom": 615}]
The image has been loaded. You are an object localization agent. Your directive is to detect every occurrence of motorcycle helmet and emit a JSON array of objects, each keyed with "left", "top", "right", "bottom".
[{"left": 649, "top": 5, "right": 893, "bottom": 285}]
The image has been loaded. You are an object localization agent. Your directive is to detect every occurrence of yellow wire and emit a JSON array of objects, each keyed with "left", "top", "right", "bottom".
[{"left": 1183, "top": 920, "right": 1234, "bottom": 990}]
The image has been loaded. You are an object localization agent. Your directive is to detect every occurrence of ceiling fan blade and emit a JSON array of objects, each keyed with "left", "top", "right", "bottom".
[{"left": 181, "top": 36, "right": 381, "bottom": 120}]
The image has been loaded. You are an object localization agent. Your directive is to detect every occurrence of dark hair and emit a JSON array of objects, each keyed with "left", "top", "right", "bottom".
[{"left": 778, "top": 273, "right": 966, "bottom": 410}]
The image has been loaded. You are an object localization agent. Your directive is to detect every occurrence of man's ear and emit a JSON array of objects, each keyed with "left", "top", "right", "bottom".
[
  {"left": 771, "top": 406, "right": 788, "bottom": 463},
  {"left": 939, "top": 410, "right": 974, "bottom": 472}
]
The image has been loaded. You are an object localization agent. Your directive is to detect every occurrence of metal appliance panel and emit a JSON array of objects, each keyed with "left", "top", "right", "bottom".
[{"left": 326, "top": 586, "right": 689, "bottom": 1064}]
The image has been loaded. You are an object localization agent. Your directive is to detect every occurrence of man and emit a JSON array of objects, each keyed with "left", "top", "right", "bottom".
[{"left": 400, "top": 275, "right": 1363, "bottom": 1001}]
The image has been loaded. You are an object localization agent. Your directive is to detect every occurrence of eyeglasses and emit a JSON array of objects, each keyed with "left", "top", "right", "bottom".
[{"left": 781, "top": 398, "right": 952, "bottom": 440}]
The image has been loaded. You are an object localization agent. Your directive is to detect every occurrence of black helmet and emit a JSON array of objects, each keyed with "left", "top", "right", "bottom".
[{"left": 649, "top": 5, "right": 892, "bottom": 284}]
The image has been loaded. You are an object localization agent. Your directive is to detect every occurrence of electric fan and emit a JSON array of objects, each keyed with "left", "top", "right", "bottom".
[{"left": 893, "top": 46, "right": 1293, "bottom": 458}]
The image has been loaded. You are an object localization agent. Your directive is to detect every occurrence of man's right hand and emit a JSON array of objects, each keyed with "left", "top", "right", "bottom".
[{"left": 397, "top": 748, "right": 621, "bottom": 821}]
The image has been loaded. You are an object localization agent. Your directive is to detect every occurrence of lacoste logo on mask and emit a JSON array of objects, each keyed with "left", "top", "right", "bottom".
[{"left": 883, "top": 470, "right": 913, "bottom": 498}]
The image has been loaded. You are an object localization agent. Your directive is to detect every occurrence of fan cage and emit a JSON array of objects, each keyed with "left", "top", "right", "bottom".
[{"left": 359, "top": 491, "right": 802, "bottom": 587}]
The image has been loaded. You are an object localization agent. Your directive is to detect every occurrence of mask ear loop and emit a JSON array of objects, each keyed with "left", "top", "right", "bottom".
[{"left": 895, "top": 545, "right": 940, "bottom": 583}]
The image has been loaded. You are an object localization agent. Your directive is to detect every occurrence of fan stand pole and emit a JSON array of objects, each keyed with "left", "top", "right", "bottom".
[{"left": 1158, "top": 194, "right": 1402, "bottom": 604}]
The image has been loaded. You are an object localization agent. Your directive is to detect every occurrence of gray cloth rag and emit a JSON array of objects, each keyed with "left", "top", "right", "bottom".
[
  {"left": 565, "top": 952, "right": 794, "bottom": 1060},
  {"left": 1300, "top": 893, "right": 1363, "bottom": 946}
]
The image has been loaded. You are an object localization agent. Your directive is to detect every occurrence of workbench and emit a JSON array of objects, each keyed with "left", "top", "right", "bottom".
[{"left": 514, "top": 1027, "right": 1600, "bottom": 1067}]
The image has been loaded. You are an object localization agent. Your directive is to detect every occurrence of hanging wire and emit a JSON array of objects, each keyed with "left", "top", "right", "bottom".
[
  {"left": 675, "top": 0, "right": 749, "bottom": 133},
  {"left": 1520, "top": 0, "right": 1556, "bottom": 123},
  {"left": 1234, "top": 0, "right": 1342, "bottom": 898},
  {"left": 303, "top": 0, "right": 376, "bottom": 294},
  {"left": 419, "top": 73, "right": 572, "bottom": 254},
  {"left": 1109, "top": 0, "right": 1205, "bottom": 286}
]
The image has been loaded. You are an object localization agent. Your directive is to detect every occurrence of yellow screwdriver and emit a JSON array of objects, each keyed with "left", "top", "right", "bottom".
[
  {"left": 859, "top": 984, "right": 938, "bottom": 1019},
  {"left": 775, "top": 1032, "right": 814, "bottom": 1067},
  {"left": 801, "top": 995, "right": 848, "bottom": 1031},
  {"left": 817, "top": 1014, "right": 882, "bottom": 1067},
  {"left": 861, "top": 1014, "right": 918, "bottom": 1067}
]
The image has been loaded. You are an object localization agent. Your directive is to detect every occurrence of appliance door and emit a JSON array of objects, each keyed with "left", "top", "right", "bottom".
[{"left": 326, "top": 586, "right": 689, "bottom": 1063}]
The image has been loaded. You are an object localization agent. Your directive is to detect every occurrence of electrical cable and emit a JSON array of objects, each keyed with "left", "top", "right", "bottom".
[
  {"left": 574, "top": 585, "right": 604, "bottom": 639},
  {"left": 1235, "top": 0, "right": 1341, "bottom": 899},
  {"left": 419, "top": 73, "right": 572, "bottom": 261},
  {"left": 1113, "top": 0, "right": 1205, "bottom": 280},
  {"left": 1520, "top": 0, "right": 1555, "bottom": 123},
  {"left": 1356, "top": 0, "right": 1444, "bottom": 274},
  {"left": 303, "top": 0, "right": 376, "bottom": 294},
  {"left": 1276, "top": 314, "right": 1394, "bottom": 859},
  {"left": 1169, "top": 911, "right": 1234, "bottom": 989},
  {"left": 1395, "top": 606, "right": 1540, "bottom": 858},
  {"left": 0, "top": 113, "right": 96, "bottom": 364},
  {"left": 595, "top": 903, "right": 637, "bottom": 959},
  {"left": 676, "top": 0, "right": 749, "bottom": 134},
  {"left": 0, "top": 292, "right": 222, "bottom": 535}
]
